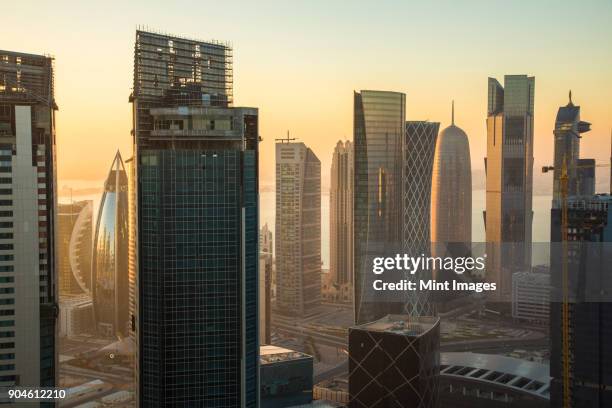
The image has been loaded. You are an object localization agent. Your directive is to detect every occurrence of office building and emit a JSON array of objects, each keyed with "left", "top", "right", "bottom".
[
  {"left": 92, "top": 151, "right": 129, "bottom": 338},
  {"left": 330, "top": 140, "right": 353, "bottom": 290},
  {"left": 126, "top": 155, "right": 137, "bottom": 341},
  {"left": 260, "top": 345, "right": 314, "bottom": 408},
  {"left": 0, "top": 49, "right": 58, "bottom": 390},
  {"left": 485, "top": 75, "right": 535, "bottom": 302},
  {"left": 259, "top": 223, "right": 272, "bottom": 344},
  {"left": 431, "top": 102, "right": 472, "bottom": 253},
  {"left": 348, "top": 315, "right": 440, "bottom": 407},
  {"left": 353, "top": 90, "right": 405, "bottom": 325},
  {"left": 511, "top": 270, "right": 549, "bottom": 323},
  {"left": 439, "top": 352, "right": 550, "bottom": 408},
  {"left": 58, "top": 200, "right": 93, "bottom": 295},
  {"left": 132, "top": 30, "right": 259, "bottom": 406},
  {"left": 550, "top": 194, "right": 612, "bottom": 406},
  {"left": 58, "top": 294, "right": 94, "bottom": 337},
  {"left": 275, "top": 141, "right": 321, "bottom": 316},
  {"left": 552, "top": 92, "right": 591, "bottom": 208}
]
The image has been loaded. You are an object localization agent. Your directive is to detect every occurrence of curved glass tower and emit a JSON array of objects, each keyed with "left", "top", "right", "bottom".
[{"left": 92, "top": 151, "right": 129, "bottom": 338}]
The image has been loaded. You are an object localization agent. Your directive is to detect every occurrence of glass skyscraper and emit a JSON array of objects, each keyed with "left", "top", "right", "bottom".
[
  {"left": 353, "top": 90, "right": 405, "bottom": 325},
  {"left": 330, "top": 140, "right": 353, "bottom": 289},
  {"left": 132, "top": 30, "right": 259, "bottom": 406},
  {"left": 92, "top": 151, "right": 129, "bottom": 338},
  {"left": 485, "top": 75, "right": 534, "bottom": 303}
]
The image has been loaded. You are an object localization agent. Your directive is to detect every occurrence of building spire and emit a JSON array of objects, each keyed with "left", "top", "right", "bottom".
[
  {"left": 568, "top": 90, "right": 573, "bottom": 106},
  {"left": 451, "top": 100, "right": 455, "bottom": 126}
]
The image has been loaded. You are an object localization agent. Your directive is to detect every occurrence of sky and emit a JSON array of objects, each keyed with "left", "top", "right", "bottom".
[{"left": 3, "top": 0, "right": 612, "bottom": 191}]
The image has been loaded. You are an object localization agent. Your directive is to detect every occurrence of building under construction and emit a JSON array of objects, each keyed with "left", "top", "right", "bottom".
[{"left": 0, "top": 50, "right": 58, "bottom": 390}]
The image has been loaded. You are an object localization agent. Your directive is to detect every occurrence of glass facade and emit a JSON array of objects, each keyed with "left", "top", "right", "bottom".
[
  {"left": 132, "top": 30, "right": 259, "bottom": 406},
  {"left": 92, "top": 152, "right": 129, "bottom": 338},
  {"left": 353, "top": 90, "right": 405, "bottom": 325},
  {"left": 485, "top": 75, "right": 534, "bottom": 302}
]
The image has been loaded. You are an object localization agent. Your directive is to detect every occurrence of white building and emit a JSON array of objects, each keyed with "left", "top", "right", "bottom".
[{"left": 512, "top": 270, "right": 550, "bottom": 322}]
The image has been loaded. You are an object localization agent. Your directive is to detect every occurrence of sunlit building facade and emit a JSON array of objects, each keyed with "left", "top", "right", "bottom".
[
  {"left": 354, "top": 90, "right": 405, "bottom": 325},
  {"left": 0, "top": 49, "right": 58, "bottom": 391},
  {"left": 132, "top": 30, "right": 259, "bottom": 407},
  {"left": 58, "top": 200, "right": 93, "bottom": 295},
  {"left": 485, "top": 75, "right": 535, "bottom": 302},
  {"left": 92, "top": 151, "right": 129, "bottom": 338},
  {"left": 330, "top": 140, "right": 353, "bottom": 289},
  {"left": 275, "top": 141, "right": 321, "bottom": 316}
]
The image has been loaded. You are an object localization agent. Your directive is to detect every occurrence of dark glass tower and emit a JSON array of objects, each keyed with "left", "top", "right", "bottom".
[
  {"left": 132, "top": 30, "right": 259, "bottom": 407},
  {"left": 353, "top": 90, "right": 405, "bottom": 325},
  {"left": 92, "top": 151, "right": 129, "bottom": 338}
]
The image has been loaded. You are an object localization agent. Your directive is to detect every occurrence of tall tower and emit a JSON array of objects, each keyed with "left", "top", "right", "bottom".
[
  {"left": 353, "top": 90, "right": 405, "bottom": 325},
  {"left": 132, "top": 30, "right": 259, "bottom": 407},
  {"left": 330, "top": 140, "right": 353, "bottom": 288},
  {"left": 275, "top": 141, "right": 321, "bottom": 316},
  {"left": 431, "top": 102, "right": 472, "bottom": 264},
  {"left": 92, "top": 151, "right": 129, "bottom": 338},
  {"left": 552, "top": 91, "right": 591, "bottom": 208},
  {"left": 0, "top": 50, "right": 58, "bottom": 390},
  {"left": 485, "top": 75, "right": 535, "bottom": 302},
  {"left": 259, "top": 223, "right": 272, "bottom": 344},
  {"left": 58, "top": 200, "right": 93, "bottom": 295}
]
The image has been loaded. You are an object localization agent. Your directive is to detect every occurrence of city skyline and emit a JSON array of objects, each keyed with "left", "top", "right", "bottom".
[{"left": 3, "top": 1, "right": 611, "bottom": 191}]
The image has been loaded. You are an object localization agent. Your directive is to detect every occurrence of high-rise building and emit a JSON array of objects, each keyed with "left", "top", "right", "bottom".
[
  {"left": 511, "top": 269, "right": 549, "bottom": 322},
  {"left": 431, "top": 103, "right": 472, "bottom": 251},
  {"left": 132, "top": 30, "right": 259, "bottom": 406},
  {"left": 550, "top": 194, "right": 612, "bottom": 406},
  {"left": 0, "top": 49, "right": 58, "bottom": 390},
  {"left": 348, "top": 315, "right": 440, "bottom": 408},
  {"left": 484, "top": 75, "right": 535, "bottom": 302},
  {"left": 92, "top": 151, "right": 129, "bottom": 338},
  {"left": 126, "top": 155, "right": 137, "bottom": 341},
  {"left": 330, "top": 140, "right": 353, "bottom": 289},
  {"left": 259, "top": 223, "right": 272, "bottom": 344},
  {"left": 354, "top": 90, "right": 405, "bottom": 325},
  {"left": 275, "top": 141, "right": 321, "bottom": 316},
  {"left": 552, "top": 92, "right": 591, "bottom": 208},
  {"left": 58, "top": 200, "right": 93, "bottom": 295}
]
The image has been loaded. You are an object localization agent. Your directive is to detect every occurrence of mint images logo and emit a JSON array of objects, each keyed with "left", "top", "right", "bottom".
[{"left": 372, "top": 254, "right": 486, "bottom": 275}]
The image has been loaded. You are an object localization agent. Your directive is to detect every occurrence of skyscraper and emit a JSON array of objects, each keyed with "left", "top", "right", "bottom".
[
  {"left": 132, "top": 30, "right": 259, "bottom": 406},
  {"left": 92, "top": 151, "right": 129, "bottom": 338},
  {"left": 259, "top": 223, "right": 272, "bottom": 344},
  {"left": 0, "top": 50, "right": 58, "bottom": 390},
  {"left": 58, "top": 200, "right": 93, "bottom": 295},
  {"left": 275, "top": 141, "right": 321, "bottom": 316},
  {"left": 552, "top": 91, "right": 591, "bottom": 208},
  {"left": 431, "top": 103, "right": 472, "bottom": 268},
  {"left": 550, "top": 194, "right": 612, "bottom": 406},
  {"left": 330, "top": 140, "right": 353, "bottom": 289},
  {"left": 485, "top": 75, "right": 535, "bottom": 302},
  {"left": 354, "top": 90, "right": 405, "bottom": 325}
]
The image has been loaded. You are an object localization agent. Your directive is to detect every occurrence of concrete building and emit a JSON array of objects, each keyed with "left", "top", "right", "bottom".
[
  {"left": 353, "top": 90, "right": 405, "bottom": 325},
  {"left": 132, "top": 30, "right": 259, "bottom": 406},
  {"left": 485, "top": 75, "right": 535, "bottom": 303},
  {"left": 260, "top": 345, "right": 314, "bottom": 408},
  {"left": 0, "top": 49, "right": 58, "bottom": 390},
  {"left": 330, "top": 140, "right": 353, "bottom": 292},
  {"left": 275, "top": 141, "right": 321, "bottom": 316},
  {"left": 439, "top": 352, "right": 550, "bottom": 407},
  {"left": 348, "top": 315, "right": 440, "bottom": 407},
  {"left": 58, "top": 294, "right": 94, "bottom": 337},
  {"left": 512, "top": 270, "right": 550, "bottom": 323}
]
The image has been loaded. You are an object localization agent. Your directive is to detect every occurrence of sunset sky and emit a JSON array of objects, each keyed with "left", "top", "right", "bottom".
[{"left": 4, "top": 0, "right": 612, "bottom": 191}]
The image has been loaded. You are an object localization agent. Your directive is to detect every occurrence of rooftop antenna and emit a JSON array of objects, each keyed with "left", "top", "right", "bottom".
[
  {"left": 568, "top": 90, "right": 573, "bottom": 106},
  {"left": 451, "top": 100, "right": 455, "bottom": 125},
  {"left": 275, "top": 130, "right": 296, "bottom": 143}
]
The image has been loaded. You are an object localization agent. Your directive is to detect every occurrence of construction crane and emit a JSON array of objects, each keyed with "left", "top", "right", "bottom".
[{"left": 542, "top": 159, "right": 611, "bottom": 408}]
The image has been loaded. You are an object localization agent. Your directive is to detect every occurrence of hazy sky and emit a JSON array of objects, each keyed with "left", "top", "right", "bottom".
[{"left": 4, "top": 0, "right": 612, "bottom": 190}]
